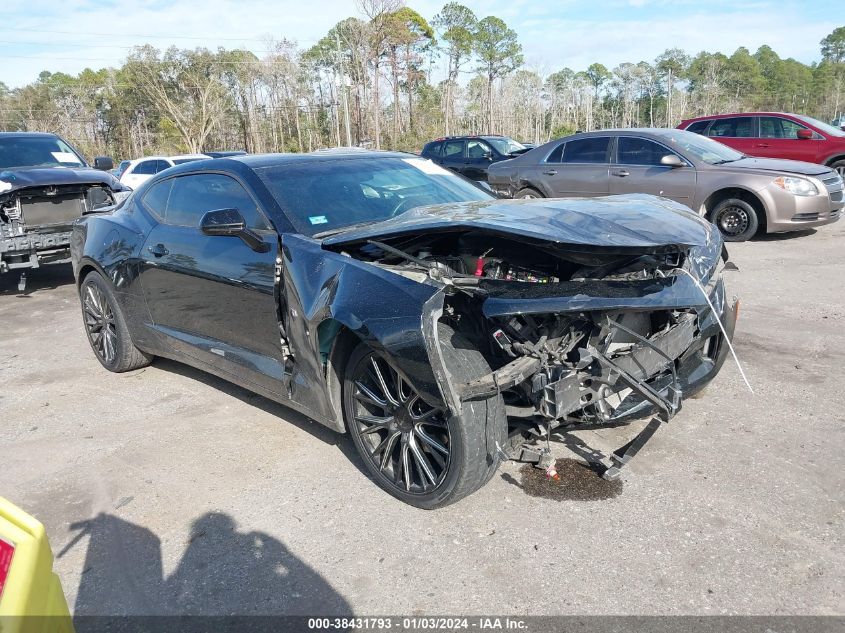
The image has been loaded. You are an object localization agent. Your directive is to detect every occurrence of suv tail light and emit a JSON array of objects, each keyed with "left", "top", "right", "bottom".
[{"left": 0, "top": 537, "right": 14, "bottom": 600}]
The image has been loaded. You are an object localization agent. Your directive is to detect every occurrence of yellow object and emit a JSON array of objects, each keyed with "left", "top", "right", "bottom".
[{"left": 0, "top": 496, "right": 74, "bottom": 633}]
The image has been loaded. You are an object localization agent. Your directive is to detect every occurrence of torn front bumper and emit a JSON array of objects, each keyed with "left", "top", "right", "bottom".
[{"left": 457, "top": 275, "right": 736, "bottom": 425}]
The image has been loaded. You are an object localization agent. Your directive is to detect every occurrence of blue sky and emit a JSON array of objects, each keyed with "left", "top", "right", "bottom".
[{"left": 1, "top": 0, "right": 840, "bottom": 88}]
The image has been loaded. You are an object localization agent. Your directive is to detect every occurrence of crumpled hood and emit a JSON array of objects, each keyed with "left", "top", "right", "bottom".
[
  {"left": 0, "top": 166, "right": 124, "bottom": 195},
  {"left": 324, "top": 194, "right": 714, "bottom": 251},
  {"left": 728, "top": 156, "right": 832, "bottom": 176}
]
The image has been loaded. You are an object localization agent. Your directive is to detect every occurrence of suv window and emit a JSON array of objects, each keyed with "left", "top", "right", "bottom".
[
  {"left": 708, "top": 117, "right": 754, "bottom": 138},
  {"left": 442, "top": 140, "right": 464, "bottom": 159},
  {"left": 466, "top": 139, "right": 492, "bottom": 159},
  {"left": 164, "top": 174, "right": 269, "bottom": 229},
  {"left": 422, "top": 141, "right": 442, "bottom": 158},
  {"left": 685, "top": 120, "right": 710, "bottom": 135},
  {"left": 759, "top": 116, "right": 810, "bottom": 139},
  {"left": 562, "top": 137, "right": 610, "bottom": 163},
  {"left": 618, "top": 137, "right": 677, "bottom": 166},
  {"left": 133, "top": 160, "right": 159, "bottom": 175}
]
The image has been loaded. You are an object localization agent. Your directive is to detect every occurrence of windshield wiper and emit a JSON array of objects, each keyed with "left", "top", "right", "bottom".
[{"left": 313, "top": 221, "right": 380, "bottom": 239}]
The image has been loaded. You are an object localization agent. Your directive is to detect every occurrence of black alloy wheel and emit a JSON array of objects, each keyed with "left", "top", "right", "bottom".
[
  {"left": 82, "top": 281, "right": 118, "bottom": 365},
  {"left": 79, "top": 271, "right": 152, "bottom": 372},
  {"left": 346, "top": 352, "right": 451, "bottom": 494}
]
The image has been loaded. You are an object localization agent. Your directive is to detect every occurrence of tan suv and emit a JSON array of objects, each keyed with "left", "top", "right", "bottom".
[{"left": 487, "top": 128, "right": 844, "bottom": 241}]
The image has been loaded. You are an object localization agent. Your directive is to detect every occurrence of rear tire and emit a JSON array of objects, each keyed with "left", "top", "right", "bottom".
[
  {"left": 342, "top": 324, "right": 506, "bottom": 509},
  {"left": 80, "top": 271, "right": 152, "bottom": 373},
  {"left": 708, "top": 197, "right": 760, "bottom": 242},
  {"left": 515, "top": 187, "right": 543, "bottom": 199}
]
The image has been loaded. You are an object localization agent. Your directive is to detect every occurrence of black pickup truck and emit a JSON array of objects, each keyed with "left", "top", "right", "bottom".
[{"left": 0, "top": 132, "right": 128, "bottom": 290}]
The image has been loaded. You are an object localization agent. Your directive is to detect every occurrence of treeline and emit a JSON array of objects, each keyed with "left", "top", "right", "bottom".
[{"left": 1, "top": 2, "right": 843, "bottom": 161}]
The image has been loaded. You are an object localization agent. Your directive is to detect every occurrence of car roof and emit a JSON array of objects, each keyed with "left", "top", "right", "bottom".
[
  {"left": 559, "top": 128, "right": 689, "bottom": 138},
  {"left": 684, "top": 112, "right": 799, "bottom": 121},
  {"left": 230, "top": 149, "right": 417, "bottom": 169},
  {"left": 130, "top": 156, "right": 169, "bottom": 163},
  {"left": 0, "top": 131, "right": 60, "bottom": 139},
  {"left": 429, "top": 135, "right": 506, "bottom": 141}
]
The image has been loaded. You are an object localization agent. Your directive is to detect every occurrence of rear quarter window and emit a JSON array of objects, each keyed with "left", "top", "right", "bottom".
[
  {"left": 685, "top": 120, "right": 710, "bottom": 135},
  {"left": 708, "top": 117, "right": 754, "bottom": 138},
  {"left": 422, "top": 142, "right": 442, "bottom": 158}
]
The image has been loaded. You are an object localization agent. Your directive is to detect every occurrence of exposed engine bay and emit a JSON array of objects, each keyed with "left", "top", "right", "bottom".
[{"left": 338, "top": 228, "right": 734, "bottom": 477}]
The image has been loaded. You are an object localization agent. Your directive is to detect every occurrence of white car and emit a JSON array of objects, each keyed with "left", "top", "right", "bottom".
[{"left": 119, "top": 154, "right": 209, "bottom": 189}]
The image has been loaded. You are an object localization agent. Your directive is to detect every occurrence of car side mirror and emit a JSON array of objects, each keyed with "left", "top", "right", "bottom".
[
  {"left": 660, "top": 154, "right": 684, "bottom": 168},
  {"left": 94, "top": 156, "right": 114, "bottom": 171},
  {"left": 200, "top": 208, "right": 269, "bottom": 253},
  {"left": 483, "top": 151, "right": 493, "bottom": 161},
  {"left": 796, "top": 129, "right": 813, "bottom": 140}
]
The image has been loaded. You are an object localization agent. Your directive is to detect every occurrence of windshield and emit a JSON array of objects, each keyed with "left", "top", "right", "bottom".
[
  {"left": 257, "top": 157, "right": 493, "bottom": 236},
  {"left": 0, "top": 136, "right": 86, "bottom": 169},
  {"left": 486, "top": 137, "right": 526, "bottom": 155},
  {"left": 660, "top": 130, "right": 745, "bottom": 164},
  {"left": 172, "top": 157, "right": 204, "bottom": 165},
  {"left": 795, "top": 114, "right": 845, "bottom": 137}
]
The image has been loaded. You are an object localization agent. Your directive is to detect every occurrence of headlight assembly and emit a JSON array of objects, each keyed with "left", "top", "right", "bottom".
[{"left": 773, "top": 176, "right": 820, "bottom": 197}]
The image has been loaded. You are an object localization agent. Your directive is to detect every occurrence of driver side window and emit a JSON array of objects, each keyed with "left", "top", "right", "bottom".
[
  {"left": 147, "top": 174, "right": 270, "bottom": 229},
  {"left": 759, "top": 116, "right": 810, "bottom": 139},
  {"left": 467, "top": 140, "right": 491, "bottom": 159}
]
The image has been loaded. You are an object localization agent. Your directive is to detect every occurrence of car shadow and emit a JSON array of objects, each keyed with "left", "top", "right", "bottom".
[
  {"left": 752, "top": 228, "right": 817, "bottom": 241},
  {"left": 150, "top": 358, "right": 370, "bottom": 478},
  {"left": 59, "top": 511, "right": 353, "bottom": 617},
  {"left": 0, "top": 264, "right": 75, "bottom": 296}
]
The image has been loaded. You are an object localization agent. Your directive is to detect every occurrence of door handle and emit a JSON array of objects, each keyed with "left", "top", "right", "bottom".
[
  {"left": 543, "top": 169, "right": 558, "bottom": 176},
  {"left": 754, "top": 143, "right": 770, "bottom": 148},
  {"left": 611, "top": 170, "right": 630, "bottom": 177},
  {"left": 147, "top": 243, "right": 168, "bottom": 257}
]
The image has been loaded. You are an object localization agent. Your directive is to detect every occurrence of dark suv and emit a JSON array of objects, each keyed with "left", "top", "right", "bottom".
[{"left": 420, "top": 135, "right": 528, "bottom": 181}]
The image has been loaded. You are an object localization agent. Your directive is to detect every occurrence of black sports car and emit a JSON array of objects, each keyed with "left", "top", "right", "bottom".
[{"left": 71, "top": 151, "right": 737, "bottom": 508}]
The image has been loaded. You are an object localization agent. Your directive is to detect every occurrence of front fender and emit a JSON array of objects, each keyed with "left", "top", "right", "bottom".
[{"left": 281, "top": 235, "right": 454, "bottom": 427}]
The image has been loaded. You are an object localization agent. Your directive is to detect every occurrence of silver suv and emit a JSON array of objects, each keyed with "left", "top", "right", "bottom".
[{"left": 487, "top": 129, "right": 844, "bottom": 241}]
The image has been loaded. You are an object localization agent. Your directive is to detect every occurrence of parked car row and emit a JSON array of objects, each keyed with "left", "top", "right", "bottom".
[
  {"left": 420, "top": 112, "right": 844, "bottom": 242},
  {"left": 486, "top": 128, "right": 844, "bottom": 242}
]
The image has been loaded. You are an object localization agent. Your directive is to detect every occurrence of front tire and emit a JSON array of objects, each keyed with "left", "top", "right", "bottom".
[
  {"left": 708, "top": 198, "right": 760, "bottom": 242},
  {"left": 830, "top": 159, "right": 845, "bottom": 179},
  {"left": 515, "top": 187, "right": 543, "bottom": 199},
  {"left": 80, "top": 271, "right": 152, "bottom": 372},
  {"left": 342, "top": 324, "right": 506, "bottom": 509}
]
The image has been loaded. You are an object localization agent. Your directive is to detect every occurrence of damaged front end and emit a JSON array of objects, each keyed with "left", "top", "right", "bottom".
[
  {"left": 1, "top": 175, "right": 125, "bottom": 283},
  {"left": 326, "top": 197, "right": 737, "bottom": 478}
]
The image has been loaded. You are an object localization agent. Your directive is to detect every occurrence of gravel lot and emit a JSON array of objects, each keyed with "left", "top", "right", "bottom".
[{"left": 2, "top": 222, "right": 843, "bottom": 616}]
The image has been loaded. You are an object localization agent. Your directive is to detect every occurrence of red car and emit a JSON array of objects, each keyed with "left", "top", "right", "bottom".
[{"left": 678, "top": 112, "right": 845, "bottom": 177}]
